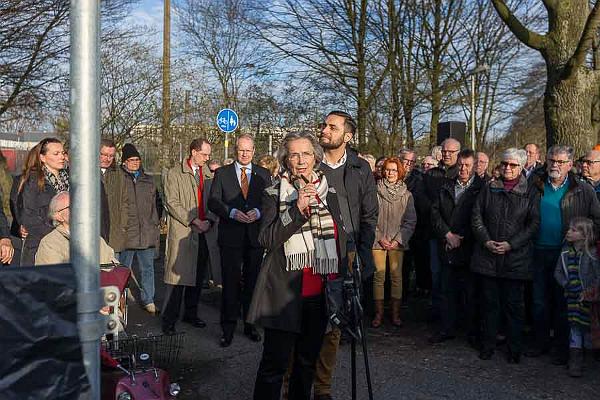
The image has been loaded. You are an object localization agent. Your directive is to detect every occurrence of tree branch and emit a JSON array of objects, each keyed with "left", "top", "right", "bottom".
[
  {"left": 489, "top": 0, "right": 546, "bottom": 51},
  {"left": 541, "top": 0, "right": 557, "bottom": 13},
  {"left": 564, "top": 0, "right": 600, "bottom": 77}
]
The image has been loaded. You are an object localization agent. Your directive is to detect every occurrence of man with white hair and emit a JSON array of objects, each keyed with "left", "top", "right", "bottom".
[
  {"left": 35, "top": 191, "right": 116, "bottom": 265},
  {"left": 581, "top": 148, "right": 600, "bottom": 200},
  {"left": 475, "top": 152, "right": 491, "bottom": 182},
  {"left": 422, "top": 156, "right": 438, "bottom": 172},
  {"left": 526, "top": 145, "right": 600, "bottom": 367}
]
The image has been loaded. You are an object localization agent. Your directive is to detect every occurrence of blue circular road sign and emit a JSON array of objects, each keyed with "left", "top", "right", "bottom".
[{"left": 216, "top": 108, "right": 239, "bottom": 133}]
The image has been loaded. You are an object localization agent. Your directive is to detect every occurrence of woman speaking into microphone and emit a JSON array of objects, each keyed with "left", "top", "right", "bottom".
[{"left": 248, "top": 131, "right": 348, "bottom": 400}]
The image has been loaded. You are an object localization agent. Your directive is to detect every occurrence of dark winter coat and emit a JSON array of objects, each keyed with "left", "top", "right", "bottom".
[
  {"left": 471, "top": 175, "right": 539, "bottom": 280},
  {"left": 20, "top": 171, "right": 59, "bottom": 266},
  {"left": 323, "top": 148, "right": 378, "bottom": 277},
  {"left": 9, "top": 175, "right": 22, "bottom": 238},
  {"left": 246, "top": 180, "right": 349, "bottom": 334},
  {"left": 583, "top": 177, "right": 600, "bottom": 203},
  {"left": 208, "top": 162, "right": 271, "bottom": 248},
  {"left": 555, "top": 248, "right": 600, "bottom": 292},
  {"left": 423, "top": 163, "right": 459, "bottom": 239},
  {"left": 431, "top": 175, "right": 484, "bottom": 266},
  {"left": 404, "top": 169, "right": 429, "bottom": 239},
  {"left": 530, "top": 172, "right": 600, "bottom": 238},
  {"left": 122, "top": 168, "right": 160, "bottom": 250},
  {"left": 102, "top": 165, "right": 129, "bottom": 252}
]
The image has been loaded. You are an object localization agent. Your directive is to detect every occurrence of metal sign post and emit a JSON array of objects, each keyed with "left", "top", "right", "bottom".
[
  {"left": 70, "top": 0, "right": 102, "bottom": 398},
  {"left": 217, "top": 108, "right": 239, "bottom": 159}
]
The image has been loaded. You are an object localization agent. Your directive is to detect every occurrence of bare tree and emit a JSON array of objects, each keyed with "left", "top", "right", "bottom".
[
  {"left": 372, "top": 0, "right": 426, "bottom": 152},
  {"left": 0, "top": 0, "right": 68, "bottom": 123},
  {"left": 0, "top": 0, "right": 140, "bottom": 128},
  {"left": 417, "top": 0, "right": 466, "bottom": 147},
  {"left": 174, "top": 0, "right": 270, "bottom": 108},
  {"left": 100, "top": 30, "right": 162, "bottom": 146},
  {"left": 450, "top": 0, "right": 538, "bottom": 149},
  {"left": 250, "top": 0, "right": 389, "bottom": 148},
  {"left": 490, "top": 0, "right": 600, "bottom": 154}
]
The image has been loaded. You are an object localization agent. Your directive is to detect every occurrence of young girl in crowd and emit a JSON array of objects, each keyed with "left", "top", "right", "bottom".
[{"left": 555, "top": 217, "right": 600, "bottom": 377}]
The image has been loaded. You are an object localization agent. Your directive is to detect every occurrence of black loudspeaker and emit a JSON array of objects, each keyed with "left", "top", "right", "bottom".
[{"left": 437, "top": 121, "right": 466, "bottom": 146}]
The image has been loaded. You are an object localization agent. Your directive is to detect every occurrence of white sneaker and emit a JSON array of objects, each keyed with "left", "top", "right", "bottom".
[{"left": 144, "top": 303, "right": 158, "bottom": 315}]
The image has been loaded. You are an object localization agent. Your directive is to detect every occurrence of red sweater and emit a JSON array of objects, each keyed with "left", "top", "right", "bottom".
[{"left": 301, "top": 221, "right": 339, "bottom": 297}]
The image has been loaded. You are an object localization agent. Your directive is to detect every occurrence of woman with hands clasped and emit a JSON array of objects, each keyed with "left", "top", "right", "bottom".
[
  {"left": 471, "top": 148, "right": 540, "bottom": 363},
  {"left": 371, "top": 157, "right": 416, "bottom": 328},
  {"left": 247, "top": 131, "right": 349, "bottom": 400}
]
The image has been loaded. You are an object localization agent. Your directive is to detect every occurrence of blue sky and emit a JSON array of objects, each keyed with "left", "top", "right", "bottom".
[{"left": 127, "top": 0, "right": 163, "bottom": 29}]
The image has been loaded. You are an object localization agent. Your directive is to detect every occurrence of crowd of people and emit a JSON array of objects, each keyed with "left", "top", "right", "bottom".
[{"left": 1, "top": 110, "right": 600, "bottom": 399}]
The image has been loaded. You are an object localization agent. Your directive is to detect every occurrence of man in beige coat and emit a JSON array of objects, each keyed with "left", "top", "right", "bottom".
[
  {"left": 162, "top": 138, "right": 217, "bottom": 335},
  {"left": 35, "top": 191, "right": 117, "bottom": 266}
]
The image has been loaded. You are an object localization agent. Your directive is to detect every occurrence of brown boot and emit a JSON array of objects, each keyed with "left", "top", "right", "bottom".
[
  {"left": 391, "top": 299, "right": 403, "bottom": 327},
  {"left": 372, "top": 300, "right": 384, "bottom": 328}
]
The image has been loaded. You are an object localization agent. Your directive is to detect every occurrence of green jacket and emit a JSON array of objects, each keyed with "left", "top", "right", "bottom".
[{"left": 102, "top": 165, "right": 129, "bottom": 252}]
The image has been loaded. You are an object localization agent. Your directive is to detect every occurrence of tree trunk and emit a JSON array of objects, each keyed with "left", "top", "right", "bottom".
[
  {"left": 430, "top": 83, "right": 441, "bottom": 147},
  {"left": 544, "top": 67, "right": 598, "bottom": 153},
  {"left": 356, "top": 48, "right": 368, "bottom": 148},
  {"left": 490, "top": 0, "right": 600, "bottom": 155}
]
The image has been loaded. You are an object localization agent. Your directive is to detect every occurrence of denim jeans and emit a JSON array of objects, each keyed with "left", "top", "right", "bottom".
[
  {"left": 119, "top": 248, "right": 155, "bottom": 306},
  {"left": 531, "top": 247, "right": 568, "bottom": 355},
  {"left": 429, "top": 239, "right": 442, "bottom": 318},
  {"left": 569, "top": 325, "right": 592, "bottom": 349}
]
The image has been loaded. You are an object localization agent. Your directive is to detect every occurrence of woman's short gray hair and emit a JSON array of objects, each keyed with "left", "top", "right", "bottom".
[
  {"left": 277, "top": 131, "right": 324, "bottom": 171},
  {"left": 502, "top": 147, "right": 527, "bottom": 166}
]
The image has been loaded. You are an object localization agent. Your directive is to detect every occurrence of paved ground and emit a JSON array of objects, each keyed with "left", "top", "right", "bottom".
[{"left": 123, "top": 258, "right": 600, "bottom": 400}]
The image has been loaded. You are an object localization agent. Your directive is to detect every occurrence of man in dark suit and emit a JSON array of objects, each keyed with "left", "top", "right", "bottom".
[{"left": 208, "top": 134, "right": 271, "bottom": 347}]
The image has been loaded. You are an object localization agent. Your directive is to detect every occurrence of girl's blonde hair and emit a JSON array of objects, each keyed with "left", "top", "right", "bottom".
[{"left": 568, "top": 217, "right": 596, "bottom": 259}]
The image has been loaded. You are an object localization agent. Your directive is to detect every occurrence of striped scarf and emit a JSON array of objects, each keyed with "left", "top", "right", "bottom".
[{"left": 279, "top": 170, "right": 338, "bottom": 275}]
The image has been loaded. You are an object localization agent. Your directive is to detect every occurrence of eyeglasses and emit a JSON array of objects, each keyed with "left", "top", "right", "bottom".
[
  {"left": 500, "top": 161, "right": 520, "bottom": 169},
  {"left": 402, "top": 159, "right": 415, "bottom": 165},
  {"left": 582, "top": 159, "right": 600, "bottom": 165},
  {"left": 209, "top": 168, "right": 218, "bottom": 173},
  {"left": 441, "top": 149, "right": 459, "bottom": 155},
  {"left": 384, "top": 169, "right": 398, "bottom": 173},
  {"left": 56, "top": 205, "right": 69, "bottom": 213},
  {"left": 547, "top": 158, "right": 570, "bottom": 166},
  {"left": 288, "top": 152, "right": 315, "bottom": 161}
]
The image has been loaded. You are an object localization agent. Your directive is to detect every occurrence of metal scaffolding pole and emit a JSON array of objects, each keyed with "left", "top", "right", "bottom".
[{"left": 70, "top": 0, "right": 102, "bottom": 398}]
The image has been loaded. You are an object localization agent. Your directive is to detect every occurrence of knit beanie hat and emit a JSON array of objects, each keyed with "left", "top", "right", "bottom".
[{"left": 122, "top": 143, "right": 141, "bottom": 161}]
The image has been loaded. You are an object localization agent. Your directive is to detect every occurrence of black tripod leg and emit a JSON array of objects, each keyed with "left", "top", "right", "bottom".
[
  {"left": 359, "top": 320, "right": 374, "bottom": 400},
  {"left": 351, "top": 336, "right": 357, "bottom": 400}
]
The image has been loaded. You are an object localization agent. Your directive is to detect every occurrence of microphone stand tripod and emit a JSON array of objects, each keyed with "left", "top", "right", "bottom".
[
  {"left": 343, "top": 245, "right": 374, "bottom": 400},
  {"left": 297, "top": 174, "right": 374, "bottom": 399}
]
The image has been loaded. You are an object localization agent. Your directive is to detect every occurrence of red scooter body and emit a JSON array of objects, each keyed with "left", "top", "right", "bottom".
[
  {"left": 115, "top": 369, "right": 176, "bottom": 400},
  {"left": 102, "top": 368, "right": 178, "bottom": 400},
  {"left": 100, "top": 265, "right": 182, "bottom": 400}
]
